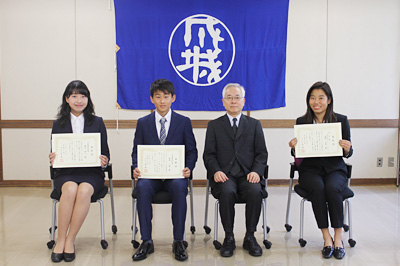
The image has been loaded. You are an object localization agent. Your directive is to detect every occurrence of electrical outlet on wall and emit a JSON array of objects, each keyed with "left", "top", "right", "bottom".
[{"left": 377, "top": 157, "right": 383, "bottom": 167}]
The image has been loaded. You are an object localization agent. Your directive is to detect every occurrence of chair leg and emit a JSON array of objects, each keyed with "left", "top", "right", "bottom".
[
  {"left": 298, "top": 198, "right": 307, "bottom": 247},
  {"left": 109, "top": 180, "right": 117, "bottom": 234},
  {"left": 213, "top": 200, "right": 221, "bottom": 250},
  {"left": 203, "top": 181, "right": 211, "bottom": 234},
  {"left": 346, "top": 199, "right": 356, "bottom": 247},
  {"left": 189, "top": 180, "right": 195, "bottom": 234},
  {"left": 261, "top": 199, "right": 272, "bottom": 249},
  {"left": 285, "top": 178, "right": 293, "bottom": 232},
  {"left": 343, "top": 198, "right": 349, "bottom": 231},
  {"left": 47, "top": 199, "right": 58, "bottom": 249},
  {"left": 132, "top": 198, "right": 139, "bottom": 248},
  {"left": 97, "top": 199, "right": 108, "bottom": 249}
]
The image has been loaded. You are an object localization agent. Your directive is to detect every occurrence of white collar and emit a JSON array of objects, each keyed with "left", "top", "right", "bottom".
[
  {"left": 155, "top": 109, "right": 172, "bottom": 123},
  {"left": 227, "top": 113, "right": 242, "bottom": 126},
  {"left": 70, "top": 112, "right": 84, "bottom": 122}
]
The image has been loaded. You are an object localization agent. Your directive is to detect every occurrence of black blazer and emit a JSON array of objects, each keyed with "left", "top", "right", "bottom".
[
  {"left": 203, "top": 114, "right": 268, "bottom": 186},
  {"left": 294, "top": 113, "right": 353, "bottom": 175},
  {"left": 51, "top": 116, "right": 110, "bottom": 178}
]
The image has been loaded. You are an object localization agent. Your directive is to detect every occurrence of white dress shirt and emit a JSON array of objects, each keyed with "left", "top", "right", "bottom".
[
  {"left": 155, "top": 109, "right": 172, "bottom": 139},
  {"left": 70, "top": 113, "right": 84, "bottom": 133}
]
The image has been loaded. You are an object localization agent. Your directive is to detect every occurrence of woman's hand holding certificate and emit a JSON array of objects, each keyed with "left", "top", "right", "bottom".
[{"left": 294, "top": 123, "right": 343, "bottom": 158}]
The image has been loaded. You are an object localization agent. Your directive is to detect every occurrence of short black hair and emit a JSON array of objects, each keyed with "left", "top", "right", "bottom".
[{"left": 150, "top": 79, "right": 175, "bottom": 97}]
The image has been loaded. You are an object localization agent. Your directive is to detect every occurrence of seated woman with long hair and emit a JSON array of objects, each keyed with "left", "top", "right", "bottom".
[
  {"left": 49, "top": 80, "right": 110, "bottom": 263},
  {"left": 288, "top": 81, "right": 353, "bottom": 260}
]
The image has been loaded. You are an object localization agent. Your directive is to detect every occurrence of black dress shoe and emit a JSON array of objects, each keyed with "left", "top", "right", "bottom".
[
  {"left": 63, "top": 245, "right": 75, "bottom": 262},
  {"left": 243, "top": 236, "right": 262, "bottom": 257},
  {"left": 220, "top": 236, "right": 236, "bottom": 257},
  {"left": 63, "top": 251, "right": 75, "bottom": 262},
  {"left": 172, "top": 240, "right": 188, "bottom": 261},
  {"left": 333, "top": 241, "right": 345, "bottom": 259},
  {"left": 132, "top": 240, "right": 154, "bottom": 261},
  {"left": 51, "top": 252, "right": 64, "bottom": 263},
  {"left": 322, "top": 246, "right": 334, "bottom": 258},
  {"left": 322, "top": 238, "right": 334, "bottom": 259}
]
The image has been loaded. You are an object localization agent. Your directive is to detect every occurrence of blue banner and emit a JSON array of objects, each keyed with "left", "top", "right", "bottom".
[{"left": 115, "top": 0, "right": 289, "bottom": 111}]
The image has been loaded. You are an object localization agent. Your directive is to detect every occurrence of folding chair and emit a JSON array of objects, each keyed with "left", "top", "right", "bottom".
[
  {"left": 203, "top": 166, "right": 272, "bottom": 250},
  {"left": 131, "top": 165, "right": 195, "bottom": 249},
  {"left": 284, "top": 162, "right": 356, "bottom": 247},
  {"left": 47, "top": 164, "right": 117, "bottom": 250}
]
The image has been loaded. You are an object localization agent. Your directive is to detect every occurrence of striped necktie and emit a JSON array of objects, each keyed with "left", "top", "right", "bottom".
[{"left": 159, "top": 117, "right": 167, "bottom": 145}]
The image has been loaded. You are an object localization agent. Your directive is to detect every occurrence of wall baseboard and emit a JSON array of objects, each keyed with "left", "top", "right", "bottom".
[{"left": 0, "top": 178, "right": 396, "bottom": 187}]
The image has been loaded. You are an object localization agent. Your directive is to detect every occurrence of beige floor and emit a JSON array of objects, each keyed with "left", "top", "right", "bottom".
[{"left": 0, "top": 185, "right": 399, "bottom": 266}]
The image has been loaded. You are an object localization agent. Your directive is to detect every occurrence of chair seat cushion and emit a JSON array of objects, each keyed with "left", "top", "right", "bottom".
[
  {"left": 51, "top": 186, "right": 108, "bottom": 203},
  {"left": 294, "top": 184, "right": 354, "bottom": 201}
]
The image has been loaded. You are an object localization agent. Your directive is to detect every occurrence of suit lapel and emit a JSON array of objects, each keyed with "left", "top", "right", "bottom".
[
  {"left": 148, "top": 112, "right": 159, "bottom": 143},
  {"left": 222, "top": 115, "right": 235, "bottom": 140},
  {"left": 67, "top": 120, "right": 73, "bottom": 133},
  {"left": 236, "top": 114, "right": 247, "bottom": 139},
  {"left": 167, "top": 111, "right": 181, "bottom": 144}
]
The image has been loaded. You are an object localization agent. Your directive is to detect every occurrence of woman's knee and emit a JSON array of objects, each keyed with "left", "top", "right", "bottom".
[
  {"left": 325, "top": 185, "right": 343, "bottom": 201},
  {"left": 61, "top": 182, "right": 78, "bottom": 198},
  {"left": 76, "top": 183, "right": 94, "bottom": 199}
]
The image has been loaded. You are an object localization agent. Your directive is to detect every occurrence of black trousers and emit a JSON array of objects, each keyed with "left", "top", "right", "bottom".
[
  {"left": 298, "top": 169, "right": 347, "bottom": 229},
  {"left": 211, "top": 175, "right": 263, "bottom": 234}
]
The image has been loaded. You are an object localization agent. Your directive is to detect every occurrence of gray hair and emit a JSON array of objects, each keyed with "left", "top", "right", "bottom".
[{"left": 222, "top": 83, "right": 246, "bottom": 99}]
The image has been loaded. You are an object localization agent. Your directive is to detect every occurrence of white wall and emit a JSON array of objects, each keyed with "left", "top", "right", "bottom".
[{"left": 0, "top": 0, "right": 399, "bottom": 181}]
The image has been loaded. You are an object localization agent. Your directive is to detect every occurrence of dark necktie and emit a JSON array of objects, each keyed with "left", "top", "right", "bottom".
[
  {"left": 160, "top": 117, "right": 166, "bottom": 145},
  {"left": 230, "top": 117, "right": 241, "bottom": 176},
  {"left": 233, "top": 118, "right": 238, "bottom": 138}
]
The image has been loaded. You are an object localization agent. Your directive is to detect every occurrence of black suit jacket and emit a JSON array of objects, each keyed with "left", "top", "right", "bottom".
[
  {"left": 295, "top": 113, "right": 353, "bottom": 175},
  {"left": 51, "top": 116, "right": 110, "bottom": 178},
  {"left": 203, "top": 114, "right": 268, "bottom": 186}
]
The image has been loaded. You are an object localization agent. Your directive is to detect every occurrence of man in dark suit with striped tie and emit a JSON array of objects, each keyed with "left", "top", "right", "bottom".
[
  {"left": 203, "top": 83, "right": 268, "bottom": 257},
  {"left": 131, "top": 79, "right": 198, "bottom": 261}
]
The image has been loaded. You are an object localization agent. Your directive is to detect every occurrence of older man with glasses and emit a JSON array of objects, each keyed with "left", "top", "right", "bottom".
[{"left": 203, "top": 83, "right": 268, "bottom": 257}]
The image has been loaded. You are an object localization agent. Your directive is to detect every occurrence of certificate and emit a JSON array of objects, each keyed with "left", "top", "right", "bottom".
[
  {"left": 52, "top": 133, "right": 101, "bottom": 168},
  {"left": 294, "top": 123, "right": 343, "bottom": 158},
  {"left": 138, "top": 145, "right": 185, "bottom": 179}
]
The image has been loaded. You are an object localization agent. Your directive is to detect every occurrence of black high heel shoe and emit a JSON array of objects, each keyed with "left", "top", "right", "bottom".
[
  {"left": 333, "top": 241, "right": 345, "bottom": 259},
  {"left": 321, "top": 238, "right": 334, "bottom": 259}
]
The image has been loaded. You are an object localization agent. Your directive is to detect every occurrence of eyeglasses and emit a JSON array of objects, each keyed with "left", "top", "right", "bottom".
[{"left": 224, "top": 96, "right": 243, "bottom": 101}]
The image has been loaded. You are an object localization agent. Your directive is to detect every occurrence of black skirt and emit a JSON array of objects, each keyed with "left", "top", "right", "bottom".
[{"left": 54, "top": 170, "right": 105, "bottom": 196}]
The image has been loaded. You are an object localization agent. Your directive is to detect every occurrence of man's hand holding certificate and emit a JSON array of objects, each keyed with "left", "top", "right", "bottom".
[
  {"left": 294, "top": 123, "right": 343, "bottom": 158},
  {"left": 137, "top": 145, "right": 185, "bottom": 179}
]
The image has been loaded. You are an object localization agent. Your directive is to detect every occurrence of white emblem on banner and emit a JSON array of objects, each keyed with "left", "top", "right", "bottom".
[{"left": 168, "top": 14, "right": 235, "bottom": 86}]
